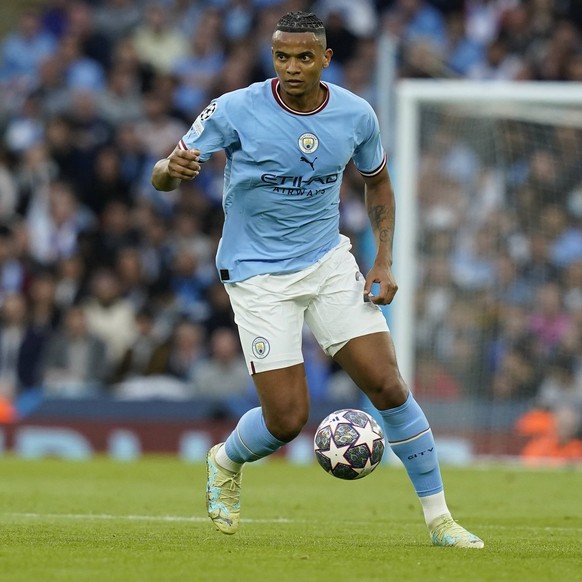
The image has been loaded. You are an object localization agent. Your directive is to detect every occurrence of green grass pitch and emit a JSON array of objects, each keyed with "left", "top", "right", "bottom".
[{"left": 1, "top": 456, "right": 581, "bottom": 582}]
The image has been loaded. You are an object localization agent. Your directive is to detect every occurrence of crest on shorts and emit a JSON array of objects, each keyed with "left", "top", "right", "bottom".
[
  {"left": 298, "top": 132, "right": 319, "bottom": 154},
  {"left": 252, "top": 337, "right": 270, "bottom": 359}
]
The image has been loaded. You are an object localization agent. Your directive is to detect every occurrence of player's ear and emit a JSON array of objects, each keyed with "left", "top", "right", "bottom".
[{"left": 322, "top": 48, "right": 333, "bottom": 68}]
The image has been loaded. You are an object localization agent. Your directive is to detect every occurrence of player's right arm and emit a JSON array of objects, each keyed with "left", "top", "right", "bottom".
[{"left": 151, "top": 146, "right": 202, "bottom": 192}]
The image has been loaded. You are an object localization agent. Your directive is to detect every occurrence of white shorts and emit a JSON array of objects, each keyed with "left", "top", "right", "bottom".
[{"left": 225, "top": 235, "right": 389, "bottom": 374}]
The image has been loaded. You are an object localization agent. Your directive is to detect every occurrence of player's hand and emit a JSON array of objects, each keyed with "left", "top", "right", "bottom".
[
  {"left": 167, "top": 148, "right": 202, "bottom": 181},
  {"left": 364, "top": 262, "right": 398, "bottom": 305}
]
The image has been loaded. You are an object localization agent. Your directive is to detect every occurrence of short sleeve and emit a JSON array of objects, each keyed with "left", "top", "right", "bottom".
[
  {"left": 178, "top": 99, "right": 239, "bottom": 162},
  {"left": 352, "top": 106, "right": 387, "bottom": 178}
]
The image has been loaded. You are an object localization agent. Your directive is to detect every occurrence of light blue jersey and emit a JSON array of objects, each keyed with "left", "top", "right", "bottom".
[{"left": 179, "top": 79, "right": 387, "bottom": 282}]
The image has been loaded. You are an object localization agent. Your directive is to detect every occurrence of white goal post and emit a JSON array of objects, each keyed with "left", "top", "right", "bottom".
[{"left": 392, "top": 80, "right": 582, "bottom": 388}]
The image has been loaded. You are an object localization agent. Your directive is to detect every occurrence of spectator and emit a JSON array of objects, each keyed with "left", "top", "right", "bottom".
[
  {"left": 416, "top": 255, "right": 457, "bottom": 349},
  {"left": 171, "top": 9, "right": 226, "bottom": 117},
  {"left": 93, "top": 0, "right": 142, "bottom": 43},
  {"left": 521, "top": 232, "right": 559, "bottom": 290},
  {"left": 169, "top": 209, "right": 213, "bottom": 268},
  {"left": 3, "top": 94, "right": 44, "bottom": 155},
  {"left": 202, "top": 282, "right": 236, "bottom": 336},
  {"left": 84, "top": 147, "right": 133, "bottom": 216},
  {"left": 488, "top": 302, "right": 531, "bottom": 374},
  {"left": 114, "top": 246, "right": 149, "bottom": 311},
  {"left": 563, "top": 260, "right": 582, "bottom": 313},
  {"left": 112, "top": 305, "right": 162, "bottom": 384},
  {"left": 97, "top": 65, "right": 144, "bottom": 126},
  {"left": 451, "top": 226, "right": 498, "bottom": 292},
  {"left": 26, "top": 179, "right": 91, "bottom": 267},
  {"left": 491, "top": 336, "right": 540, "bottom": 401},
  {"left": 56, "top": 32, "right": 105, "bottom": 91},
  {"left": 548, "top": 207, "right": 582, "bottom": 269},
  {"left": 0, "top": 292, "right": 47, "bottom": 398},
  {"left": 443, "top": 10, "right": 484, "bottom": 76},
  {"left": 223, "top": 0, "right": 255, "bottom": 42},
  {"left": 467, "top": 35, "right": 524, "bottom": 80},
  {"left": 40, "top": 0, "right": 69, "bottom": 40},
  {"left": 529, "top": 281, "right": 573, "bottom": 357},
  {"left": 321, "top": 10, "right": 359, "bottom": 64},
  {"left": 135, "top": 91, "right": 188, "bottom": 161},
  {"left": 131, "top": 1, "right": 189, "bottom": 74},
  {"left": 147, "top": 319, "right": 206, "bottom": 387},
  {"left": 42, "top": 303, "right": 107, "bottom": 397},
  {"left": 194, "top": 327, "right": 249, "bottom": 397},
  {"left": 54, "top": 253, "right": 86, "bottom": 310},
  {"left": 28, "top": 269, "right": 61, "bottom": 331},
  {"left": 30, "top": 55, "right": 69, "bottom": 117},
  {"left": 383, "top": 0, "right": 446, "bottom": 49},
  {"left": 86, "top": 198, "right": 140, "bottom": 269},
  {"left": 65, "top": 89, "right": 113, "bottom": 181},
  {"left": 42, "top": 116, "right": 81, "bottom": 187},
  {"left": 0, "top": 150, "right": 17, "bottom": 219},
  {"left": 114, "top": 122, "right": 149, "bottom": 188},
  {"left": 491, "top": 253, "right": 533, "bottom": 307},
  {"left": 0, "top": 226, "right": 24, "bottom": 302},
  {"left": 521, "top": 406, "right": 582, "bottom": 466},
  {"left": 14, "top": 142, "right": 59, "bottom": 217},
  {"left": 65, "top": 1, "right": 112, "bottom": 69},
  {"left": 168, "top": 246, "right": 214, "bottom": 321},
  {"left": 137, "top": 210, "right": 173, "bottom": 285},
  {"left": 536, "top": 352, "right": 582, "bottom": 411},
  {"left": 414, "top": 350, "right": 462, "bottom": 401},
  {"left": 83, "top": 268, "right": 137, "bottom": 369},
  {"left": 316, "top": 0, "right": 377, "bottom": 37},
  {"left": 1, "top": 9, "right": 57, "bottom": 88}
]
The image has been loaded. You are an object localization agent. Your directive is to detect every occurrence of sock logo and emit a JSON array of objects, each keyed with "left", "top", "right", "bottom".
[{"left": 407, "top": 447, "right": 434, "bottom": 460}]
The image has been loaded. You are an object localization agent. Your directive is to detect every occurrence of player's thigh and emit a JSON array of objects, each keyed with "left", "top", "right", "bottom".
[
  {"left": 225, "top": 276, "right": 306, "bottom": 375},
  {"left": 305, "top": 246, "right": 387, "bottom": 357},
  {"left": 333, "top": 331, "right": 408, "bottom": 409}
]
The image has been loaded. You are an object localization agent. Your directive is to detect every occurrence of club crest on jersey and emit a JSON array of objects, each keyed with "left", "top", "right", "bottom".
[
  {"left": 252, "top": 337, "right": 270, "bottom": 359},
  {"left": 298, "top": 132, "right": 319, "bottom": 154}
]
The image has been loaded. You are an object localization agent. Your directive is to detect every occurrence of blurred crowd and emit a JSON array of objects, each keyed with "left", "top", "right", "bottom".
[
  {"left": 412, "top": 109, "right": 582, "bottom": 459},
  {"left": 1, "top": 0, "right": 582, "bottom": 432}
]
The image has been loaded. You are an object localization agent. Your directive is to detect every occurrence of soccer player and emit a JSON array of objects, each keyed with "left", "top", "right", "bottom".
[{"left": 151, "top": 11, "right": 484, "bottom": 548}]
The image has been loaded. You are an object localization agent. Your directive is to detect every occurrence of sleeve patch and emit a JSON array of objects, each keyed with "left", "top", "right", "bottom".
[
  {"left": 200, "top": 102, "right": 217, "bottom": 120},
  {"left": 191, "top": 101, "right": 218, "bottom": 137},
  {"left": 193, "top": 117, "right": 204, "bottom": 136}
]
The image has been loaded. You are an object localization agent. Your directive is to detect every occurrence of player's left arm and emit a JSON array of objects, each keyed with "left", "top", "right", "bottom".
[{"left": 363, "top": 167, "right": 398, "bottom": 305}]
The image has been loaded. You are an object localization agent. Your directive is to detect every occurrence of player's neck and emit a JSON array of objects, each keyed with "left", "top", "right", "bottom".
[{"left": 277, "top": 82, "right": 327, "bottom": 113}]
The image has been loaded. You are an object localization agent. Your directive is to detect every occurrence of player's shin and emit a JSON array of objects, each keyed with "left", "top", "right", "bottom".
[
  {"left": 377, "top": 393, "right": 450, "bottom": 523},
  {"left": 222, "top": 406, "right": 287, "bottom": 468}
]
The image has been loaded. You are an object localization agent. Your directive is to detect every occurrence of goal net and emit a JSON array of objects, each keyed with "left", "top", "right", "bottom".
[{"left": 392, "top": 81, "right": 582, "bottom": 462}]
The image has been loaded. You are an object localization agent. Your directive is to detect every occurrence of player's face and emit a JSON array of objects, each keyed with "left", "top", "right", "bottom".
[{"left": 272, "top": 31, "right": 332, "bottom": 105}]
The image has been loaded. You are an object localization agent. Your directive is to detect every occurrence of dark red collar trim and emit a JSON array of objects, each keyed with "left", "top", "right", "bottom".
[{"left": 270, "top": 79, "right": 330, "bottom": 116}]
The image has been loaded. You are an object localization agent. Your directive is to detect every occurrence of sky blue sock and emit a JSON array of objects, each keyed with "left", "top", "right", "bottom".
[
  {"left": 224, "top": 407, "right": 286, "bottom": 463},
  {"left": 378, "top": 393, "right": 444, "bottom": 497}
]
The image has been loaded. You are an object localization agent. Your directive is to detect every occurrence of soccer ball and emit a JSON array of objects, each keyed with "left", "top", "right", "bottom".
[{"left": 313, "top": 409, "right": 385, "bottom": 480}]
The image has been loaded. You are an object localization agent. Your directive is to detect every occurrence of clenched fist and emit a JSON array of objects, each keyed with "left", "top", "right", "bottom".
[{"left": 167, "top": 148, "right": 202, "bottom": 181}]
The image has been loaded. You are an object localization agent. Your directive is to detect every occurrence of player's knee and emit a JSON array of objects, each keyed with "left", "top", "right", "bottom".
[
  {"left": 368, "top": 376, "right": 408, "bottom": 410},
  {"left": 265, "top": 410, "right": 309, "bottom": 442}
]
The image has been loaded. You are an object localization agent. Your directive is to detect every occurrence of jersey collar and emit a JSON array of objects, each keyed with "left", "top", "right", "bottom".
[{"left": 271, "top": 79, "right": 330, "bottom": 116}]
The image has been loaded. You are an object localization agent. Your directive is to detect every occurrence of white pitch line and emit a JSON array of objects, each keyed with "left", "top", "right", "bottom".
[
  {"left": 1, "top": 512, "right": 299, "bottom": 524},
  {"left": 2, "top": 513, "right": 582, "bottom": 533}
]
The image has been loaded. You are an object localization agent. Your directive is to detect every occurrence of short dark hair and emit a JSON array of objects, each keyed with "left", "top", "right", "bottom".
[{"left": 275, "top": 11, "right": 326, "bottom": 47}]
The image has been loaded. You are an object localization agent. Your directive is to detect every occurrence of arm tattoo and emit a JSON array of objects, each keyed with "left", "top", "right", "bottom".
[{"left": 368, "top": 205, "right": 394, "bottom": 243}]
